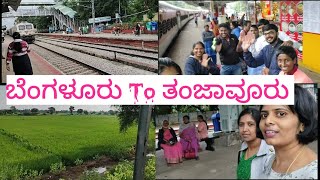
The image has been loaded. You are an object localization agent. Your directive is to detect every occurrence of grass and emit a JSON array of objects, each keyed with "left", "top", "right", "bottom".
[{"left": 0, "top": 115, "right": 155, "bottom": 177}]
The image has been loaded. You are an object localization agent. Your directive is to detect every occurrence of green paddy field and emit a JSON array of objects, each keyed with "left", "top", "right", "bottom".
[{"left": 0, "top": 115, "right": 155, "bottom": 178}]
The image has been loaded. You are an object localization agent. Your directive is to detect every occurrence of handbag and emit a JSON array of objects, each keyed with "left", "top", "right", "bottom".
[{"left": 184, "top": 141, "right": 196, "bottom": 159}]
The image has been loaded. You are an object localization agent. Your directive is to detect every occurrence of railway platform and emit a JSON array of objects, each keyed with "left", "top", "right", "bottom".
[
  {"left": 1, "top": 35, "right": 62, "bottom": 83},
  {"left": 165, "top": 18, "right": 208, "bottom": 74},
  {"left": 163, "top": 19, "right": 320, "bottom": 85},
  {"left": 156, "top": 136, "right": 317, "bottom": 179},
  {"left": 36, "top": 32, "right": 158, "bottom": 50}
]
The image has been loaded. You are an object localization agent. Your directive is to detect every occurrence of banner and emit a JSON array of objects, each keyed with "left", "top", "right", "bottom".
[
  {"left": 6, "top": 75, "right": 294, "bottom": 105},
  {"left": 280, "top": 1, "right": 303, "bottom": 60}
]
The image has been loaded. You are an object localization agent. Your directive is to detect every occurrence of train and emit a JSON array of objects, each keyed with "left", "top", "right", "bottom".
[
  {"left": 9, "top": 22, "right": 36, "bottom": 43},
  {"left": 159, "top": 1, "right": 200, "bottom": 57}
]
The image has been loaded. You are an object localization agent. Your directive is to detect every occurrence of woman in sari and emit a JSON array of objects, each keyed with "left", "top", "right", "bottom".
[
  {"left": 179, "top": 115, "right": 200, "bottom": 160},
  {"left": 158, "top": 120, "right": 183, "bottom": 165}
]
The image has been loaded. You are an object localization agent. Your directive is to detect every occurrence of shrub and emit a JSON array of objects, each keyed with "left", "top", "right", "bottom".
[
  {"left": 93, "top": 154, "right": 100, "bottom": 160},
  {"left": 105, "top": 156, "right": 155, "bottom": 180},
  {"left": 80, "top": 170, "right": 104, "bottom": 180},
  {"left": 0, "top": 165, "right": 42, "bottom": 180},
  {"left": 105, "top": 160, "right": 133, "bottom": 180},
  {"left": 50, "top": 162, "right": 66, "bottom": 173},
  {"left": 74, "top": 159, "right": 83, "bottom": 166}
]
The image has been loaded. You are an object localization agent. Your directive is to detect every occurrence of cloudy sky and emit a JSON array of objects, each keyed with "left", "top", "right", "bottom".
[{"left": 0, "top": 86, "right": 116, "bottom": 111}]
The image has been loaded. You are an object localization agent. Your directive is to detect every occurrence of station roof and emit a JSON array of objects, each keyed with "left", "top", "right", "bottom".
[
  {"left": 185, "top": 1, "right": 242, "bottom": 9},
  {"left": 53, "top": 4, "right": 77, "bottom": 18},
  {"left": 20, "top": 0, "right": 55, "bottom": 4}
]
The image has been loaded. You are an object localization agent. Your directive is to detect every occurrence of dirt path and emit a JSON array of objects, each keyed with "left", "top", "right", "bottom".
[{"left": 40, "top": 156, "right": 121, "bottom": 180}]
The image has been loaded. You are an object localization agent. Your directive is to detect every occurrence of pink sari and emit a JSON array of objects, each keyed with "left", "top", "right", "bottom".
[{"left": 160, "top": 129, "right": 183, "bottom": 164}]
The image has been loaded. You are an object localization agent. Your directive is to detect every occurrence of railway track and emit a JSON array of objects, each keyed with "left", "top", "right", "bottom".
[
  {"left": 37, "top": 35, "right": 157, "bottom": 52},
  {"left": 30, "top": 44, "right": 105, "bottom": 75},
  {"left": 36, "top": 36, "right": 158, "bottom": 60},
  {"left": 31, "top": 42, "right": 157, "bottom": 75},
  {"left": 34, "top": 37, "right": 158, "bottom": 73}
]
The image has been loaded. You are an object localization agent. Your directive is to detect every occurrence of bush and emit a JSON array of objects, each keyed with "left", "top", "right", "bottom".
[
  {"left": 105, "top": 160, "right": 133, "bottom": 180},
  {"left": 50, "top": 162, "right": 66, "bottom": 173},
  {"left": 145, "top": 156, "right": 156, "bottom": 180},
  {"left": 105, "top": 156, "right": 155, "bottom": 180},
  {"left": 0, "top": 165, "right": 43, "bottom": 180},
  {"left": 74, "top": 159, "right": 83, "bottom": 166},
  {"left": 80, "top": 170, "right": 104, "bottom": 180}
]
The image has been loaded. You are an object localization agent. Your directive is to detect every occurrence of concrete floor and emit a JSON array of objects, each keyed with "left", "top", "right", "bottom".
[{"left": 156, "top": 139, "right": 318, "bottom": 179}]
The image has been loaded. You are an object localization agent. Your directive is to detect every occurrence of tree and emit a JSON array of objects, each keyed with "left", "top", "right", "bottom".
[
  {"left": 10, "top": 106, "right": 17, "bottom": 114},
  {"left": 108, "top": 110, "right": 115, "bottom": 115},
  {"left": 114, "top": 105, "right": 154, "bottom": 179},
  {"left": 69, "top": 106, "right": 75, "bottom": 115},
  {"left": 16, "top": 16, "right": 52, "bottom": 31},
  {"left": 22, "top": 109, "right": 31, "bottom": 116},
  {"left": 83, "top": 110, "right": 88, "bottom": 115},
  {"left": 5, "top": 109, "right": 13, "bottom": 115},
  {"left": 31, "top": 108, "right": 39, "bottom": 115},
  {"left": 61, "top": 0, "right": 157, "bottom": 24},
  {"left": 116, "top": 105, "right": 140, "bottom": 132},
  {"left": 48, "top": 107, "right": 56, "bottom": 114},
  {"left": 232, "top": 1, "right": 246, "bottom": 15},
  {"left": 77, "top": 109, "right": 83, "bottom": 114},
  {"left": 147, "top": 10, "right": 155, "bottom": 21},
  {"left": 0, "top": 110, "right": 5, "bottom": 115}
]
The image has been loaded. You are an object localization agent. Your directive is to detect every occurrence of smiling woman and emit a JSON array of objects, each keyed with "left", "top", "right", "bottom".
[
  {"left": 259, "top": 85, "right": 318, "bottom": 179},
  {"left": 184, "top": 41, "right": 219, "bottom": 75}
]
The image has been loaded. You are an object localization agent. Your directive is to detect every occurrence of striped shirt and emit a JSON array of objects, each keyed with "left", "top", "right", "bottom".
[{"left": 6, "top": 39, "right": 30, "bottom": 63}]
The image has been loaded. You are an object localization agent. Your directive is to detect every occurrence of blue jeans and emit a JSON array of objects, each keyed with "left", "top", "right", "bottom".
[
  {"left": 247, "top": 64, "right": 265, "bottom": 75},
  {"left": 220, "top": 62, "right": 242, "bottom": 75}
]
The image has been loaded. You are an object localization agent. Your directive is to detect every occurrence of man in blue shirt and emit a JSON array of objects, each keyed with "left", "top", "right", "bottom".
[{"left": 230, "top": 21, "right": 241, "bottom": 38}]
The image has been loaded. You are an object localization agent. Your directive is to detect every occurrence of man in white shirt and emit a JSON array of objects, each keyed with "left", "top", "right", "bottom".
[{"left": 256, "top": 19, "right": 301, "bottom": 51}]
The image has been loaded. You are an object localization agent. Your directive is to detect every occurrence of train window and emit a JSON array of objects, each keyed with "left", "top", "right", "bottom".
[
  {"left": 26, "top": 25, "right": 33, "bottom": 29},
  {"left": 18, "top": 25, "right": 25, "bottom": 30}
]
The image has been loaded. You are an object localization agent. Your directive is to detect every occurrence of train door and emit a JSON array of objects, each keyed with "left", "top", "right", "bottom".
[{"left": 176, "top": 11, "right": 181, "bottom": 29}]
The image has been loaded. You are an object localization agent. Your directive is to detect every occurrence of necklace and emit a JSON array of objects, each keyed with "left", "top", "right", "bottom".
[
  {"left": 285, "top": 145, "right": 305, "bottom": 175},
  {"left": 274, "top": 145, "right": 306, "bottom": 178}
]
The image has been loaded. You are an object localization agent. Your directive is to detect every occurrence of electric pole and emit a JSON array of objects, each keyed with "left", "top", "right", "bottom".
[{"left": 91, "top": 0, "right": 95, "bottom": 33}]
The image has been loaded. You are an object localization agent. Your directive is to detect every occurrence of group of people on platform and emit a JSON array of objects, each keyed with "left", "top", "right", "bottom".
[
  {"left": 157, "top": 110, "right": 221, "bottom": 165},
  {"left": 160, "top": 17, "right": 313, "bottom": 83},
  {"left": 156, "top": 85, "right": 318, "bottom": 179}
]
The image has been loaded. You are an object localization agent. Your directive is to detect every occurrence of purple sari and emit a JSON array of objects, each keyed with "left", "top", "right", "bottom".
[{"left": 179, "top": 124, "right": 199, "bottom": 157}]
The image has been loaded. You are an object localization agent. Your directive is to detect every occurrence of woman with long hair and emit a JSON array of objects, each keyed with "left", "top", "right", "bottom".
[
  {"left": 259, "top": 85, "right": 318, "bottom": 179},
  {"left": 6, "top": 32, "right": 33, "bottom": 75},
  {"left": 237, "top": 108, "right": 274, "bottom": 179}
]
